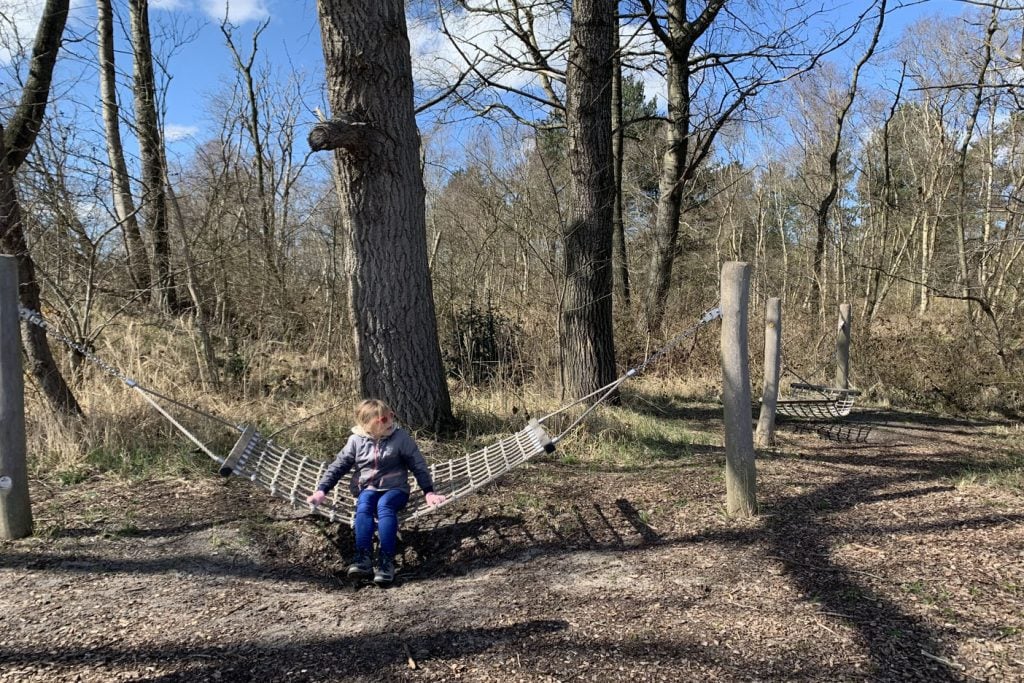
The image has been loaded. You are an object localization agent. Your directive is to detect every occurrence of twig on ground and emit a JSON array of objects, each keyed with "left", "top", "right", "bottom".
[{"left": 920, "top": 650, "right": 965, "bottom": 670}]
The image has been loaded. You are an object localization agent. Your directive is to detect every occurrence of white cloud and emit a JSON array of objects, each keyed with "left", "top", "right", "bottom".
[
  {"left": 0, "top": 0, "right": 47, "bottom": 64},
  {"left": 409, "top": 2, "right": 569, "bottom": 94},
  {"left": 200, "top": 0, "right": 269, "bottom": 24},
  {"left": 0, "top": 0, "right": 87, "bottom": 65},
  {"left": 150, "top": 0, "right": 189, "bottom": 10},
  {"left": 164, "top": 123, "right": 199, "bottom": 141},
  {"left": 410, "top": 4, "right": 668, "bottom": 115}
]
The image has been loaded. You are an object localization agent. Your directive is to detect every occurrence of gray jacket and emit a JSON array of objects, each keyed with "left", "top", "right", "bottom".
[{"left": 316, "top": 426, "right": 435, "bottom": 497}]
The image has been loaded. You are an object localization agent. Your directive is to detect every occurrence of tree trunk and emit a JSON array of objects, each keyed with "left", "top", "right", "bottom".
[
  {"left": 313, "top": 0, "right": 453, "bottom": 430},
  {"left": 97, "top": 0, "right": 149, "bottom": 293},
  {"left": 166, "top": 179, "right": 219, "bottom": 388},
  {"left": 0, "top": 0, "right": 81, "bottom": 417},
  {"left": 3, "top": 0, "right": 69, "bottom": 171},
  {"left": 128, "top": 0, "right": 177, "bottom": 313},
  {"left": 610, "top": 28, "right": 630, "bottom": 310},
  {"left": 812, "top": 0, "right": 886, "bottom": 314},
  {"left": 645, "top": 47, "right": 688, "bottom": 335},
  {"left": 954, "top": 6, "right": 998, "bottom": 326},
  {"left": 561, "top": 0, "right": 617, "bottom": 400},
  {"left": 642, "top": 0, "right": 726, "bottom": 335},
  {"left": 0, "top": 130, "right": 82, "bottom": 416},
  {"left": 835, "top": 302, "right": 851, "bottom": 389}
]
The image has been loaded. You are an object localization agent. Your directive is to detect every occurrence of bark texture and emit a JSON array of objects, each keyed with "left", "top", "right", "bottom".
[
  {"left": 562, "top": 0, "right": 618, "bottom": 400},
  {"left": 721, "top": 262, "right": 757, "bottom": 517},
  {"left": 97, "top": 0, "right": 150, "bottom": 292},
  {"left": 2, "top": 0, "right": 68, "bottom": 170},
  {"left": 0, "top": 255, "right": 32, "bottom": 539},
  {"left": 314, "top": 0, "right": 453, "bottom": 430},
  {"left": 129, "top": 0, "right": 177, "bottom": 313},
  {"left": 755, "top": 297, "right": 782, "bottom": 449}
]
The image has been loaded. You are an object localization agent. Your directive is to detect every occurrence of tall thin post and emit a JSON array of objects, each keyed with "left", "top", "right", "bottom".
[
  {"left": 721, "top": 262, "right": 757, "bottom": 517},
  {"left": 755, "top": 297, "right": 782, "bottom": 449},
  {"left": 0, "top": 255, "right": 32, "bottom": 539},
  {"left": 836, "top": 302, "right": 851, "bottom": 390}
]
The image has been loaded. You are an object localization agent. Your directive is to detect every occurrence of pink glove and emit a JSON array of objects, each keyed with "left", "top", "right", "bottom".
[
  {"left": 425, "top": 492, "right": 447, "bottom": 507},
  {"left": 307, "top": 490, "right": 327, "bottom": 507}
]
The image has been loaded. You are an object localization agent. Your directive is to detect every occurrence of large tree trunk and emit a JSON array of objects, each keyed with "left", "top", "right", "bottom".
[
  {"left": 97, "top": 0, "right": 149, "bottom": 293},
  {"left": 0, "top": 0, "right": 81, "bottom": 417},
  {"left": 128, "top": 0, "right": 177, "bottom": 313},
  {"left": 312, "top": 1, "right": 453, "bottom": 430},
  {"left": 562, "top": 0, "right": 617, "bottom": 400}
]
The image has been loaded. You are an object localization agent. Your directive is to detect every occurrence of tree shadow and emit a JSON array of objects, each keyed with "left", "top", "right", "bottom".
[
  {"left": 41, "top": 517, "right": 247, "bottom": 541},
  {"left": 0, "top": 617, "right": 881, "bottom": 681},
  {"left": 0, "top": 549, "right": 346, "bottom": 589},
  {"left": 620, "top": 390, "right": 723, "bottom": 423},
  {"left": 0, "top": 620, "right": 570, "bottom": 681}
]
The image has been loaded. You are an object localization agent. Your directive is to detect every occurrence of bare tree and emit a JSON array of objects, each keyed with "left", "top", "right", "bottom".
[
  {"left": 128, "top": 0, "right": 178, "bottom": 313},
  {"left": 0, "top": 0, "right": 81, "bottom": 416},
  {"left": 633, "top": 0, "right": 855, "bottom": 334},
  {"left": 97, "top": 0, "right": 150, "bottom": 294},
  {"left": 810, "top": 0, "right": 887, "bottom": 315}
]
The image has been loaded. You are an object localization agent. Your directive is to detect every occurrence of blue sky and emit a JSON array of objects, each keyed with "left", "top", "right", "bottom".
[{"left": 0, "top": 0, "right": 968, "bottom": 172}]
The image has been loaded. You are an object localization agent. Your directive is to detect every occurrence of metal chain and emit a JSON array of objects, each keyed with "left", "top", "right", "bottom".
[{"left": 18, "top": 306, "right": 238, "bottom": 430}]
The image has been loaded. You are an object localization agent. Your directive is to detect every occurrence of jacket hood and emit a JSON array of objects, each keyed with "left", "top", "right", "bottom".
[{"left": 351, "top": 424, "right": 397, "bottom": 439}]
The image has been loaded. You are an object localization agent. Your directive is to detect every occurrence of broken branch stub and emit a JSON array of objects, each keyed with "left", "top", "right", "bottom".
[{"left": 307, "top": 114, "right": 385, "bottom": 157}]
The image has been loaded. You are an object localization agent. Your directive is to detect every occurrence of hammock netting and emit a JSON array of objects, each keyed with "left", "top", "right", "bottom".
[
  {"left": 217, "top": 419, "right": 555, "bottom": 525},
  {"left": 775, "top": 382, "right": 860, "bottom": 420}
]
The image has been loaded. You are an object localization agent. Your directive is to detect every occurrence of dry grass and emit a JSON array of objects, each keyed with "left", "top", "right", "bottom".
[{"left": 20, "top": 304, "right": 1021, "bottom": 491}]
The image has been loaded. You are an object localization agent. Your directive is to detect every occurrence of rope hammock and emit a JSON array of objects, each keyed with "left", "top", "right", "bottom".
[
  {"left": 19, "top": 304, "right": 722, "bottom": 525},
  {"left": 218, "top": 419, "right": 554, "bottom": 524},
  {"left": 775, "top": 382, "right": 860, "bottom": 420}
]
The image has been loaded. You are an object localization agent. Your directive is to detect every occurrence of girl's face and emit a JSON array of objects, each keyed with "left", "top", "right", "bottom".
[{"left": 367, "top": 412, "right": 393, "bottom": 437}]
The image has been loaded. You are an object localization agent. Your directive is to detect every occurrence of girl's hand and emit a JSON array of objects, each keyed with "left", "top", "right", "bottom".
[
  {"left": 307, "top": 490, "right": 327, "bottom": 507},
  {"left": 425, "top": 492, "right": 447, "bottom": 507}
]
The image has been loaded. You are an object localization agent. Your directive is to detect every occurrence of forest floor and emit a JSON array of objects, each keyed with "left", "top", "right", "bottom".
[{"left": 1, "top": 401, "right": 1023, "bottom": 682}]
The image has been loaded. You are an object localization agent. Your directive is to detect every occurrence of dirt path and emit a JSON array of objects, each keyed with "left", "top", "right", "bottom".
[{"left": 1, "top": 407, "right": 1022, "bottom": 682}]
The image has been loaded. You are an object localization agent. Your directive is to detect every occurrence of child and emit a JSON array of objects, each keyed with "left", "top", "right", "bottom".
[{"left": 306, "top": 399, "right": 446, "bottom": 585}]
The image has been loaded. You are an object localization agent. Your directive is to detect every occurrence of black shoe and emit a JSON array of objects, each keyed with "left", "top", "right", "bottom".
[
  {"left": 373, "top": 554, "right": 395, "bottom": 585},
  {"left": 347, "top": 549, "right": 373, "bottom": 580}
]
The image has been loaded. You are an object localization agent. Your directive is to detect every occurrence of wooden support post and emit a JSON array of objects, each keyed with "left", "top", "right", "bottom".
[
  {"left": 755, "top": 297, "right": 782, "bottom": 449},
  {"left": 720, "top": 262, "right": 757, "bottom": 517},
  {"left": 0, "top": 255, "right": 32, "bottom": 539},
  {"left": 836, "top": 303, "right": 851, "bottom": 390}
]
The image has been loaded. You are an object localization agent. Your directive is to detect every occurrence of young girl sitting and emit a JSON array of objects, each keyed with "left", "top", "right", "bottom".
[{"left": 306, "top": 399, "right": 446, "bottom": 585}]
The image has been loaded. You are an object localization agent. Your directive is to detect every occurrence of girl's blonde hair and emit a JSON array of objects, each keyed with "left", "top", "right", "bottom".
[{"left": 355, "top": 399, "right": 393, "bottom": 429}]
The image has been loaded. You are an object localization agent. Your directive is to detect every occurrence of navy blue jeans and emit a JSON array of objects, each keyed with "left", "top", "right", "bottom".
[{"left": 354, "top": 488, "right": 409, "bottom": 557}]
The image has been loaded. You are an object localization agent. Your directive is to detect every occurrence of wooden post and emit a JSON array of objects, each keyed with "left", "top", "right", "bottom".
[
  {"left": 836, "top": 302, "right": 851, "bottom": 390},
  {"left": 0, "top": 255, "right": 32, "bottom": 539},
  {"left": 755, "top": 297, "right": 782, "bottom": 449},
  {"left": 720, "top": 262, "right": 757, "bottom": 517}
]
